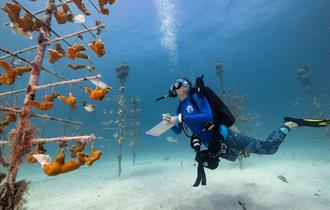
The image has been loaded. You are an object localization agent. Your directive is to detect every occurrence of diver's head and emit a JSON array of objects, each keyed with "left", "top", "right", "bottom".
[{"left": 170, "top": 78, "right": 191, "bottom": 100}]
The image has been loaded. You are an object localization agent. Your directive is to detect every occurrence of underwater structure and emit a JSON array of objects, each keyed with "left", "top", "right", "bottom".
[
  {"left": 115, "top": 62, "right": 129, "bottom": 177},
  {"left": 297, "top": 66, "right": 320, "bottom": 114},
  {"left": 297, "top": 66, "right": 330, "bottom": 138},
  {"left": 129, "top": 97, "right": 141, "bottom": 165},
  {"left": 215, "top": 60, "right": 255, "bottom": 129},
  {"left": 215, "top": 60, "right": 225, "bottom": 91},
  {"left": 214, "top": 60, "right": 256, "bottom": 169},
  {"left": 0, "top": 0, "right": 115, "bottom": 209}
]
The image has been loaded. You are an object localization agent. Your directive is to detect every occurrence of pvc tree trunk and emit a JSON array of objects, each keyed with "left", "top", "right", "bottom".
[{"left": 0, "top": 1, "right": 53, "bottom": 209}]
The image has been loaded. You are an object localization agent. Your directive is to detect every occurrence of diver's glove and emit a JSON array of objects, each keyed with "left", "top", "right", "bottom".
[{"left": 190, "top": 137, "right": 201, "bottom": 152}]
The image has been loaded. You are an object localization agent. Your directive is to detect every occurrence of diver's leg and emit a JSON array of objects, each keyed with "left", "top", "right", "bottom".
[{"left": 229, "top": 123, "right": 296, "bottom": 155}]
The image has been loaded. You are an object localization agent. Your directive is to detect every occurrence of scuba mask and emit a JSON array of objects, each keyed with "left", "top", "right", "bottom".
[
  {"left": 155, "top": 78, "right": 191, "bottom": 101},
  {"left": 168, "top": 79, "right": 191, "bottom": 98},
  {"left": 170, "top": 79, "right": 190, "bottom": 92}
]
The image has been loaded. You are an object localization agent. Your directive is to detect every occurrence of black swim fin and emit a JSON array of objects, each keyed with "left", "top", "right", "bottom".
[{"left": 284, "top": 117, "right": 330, "bottom": 127}]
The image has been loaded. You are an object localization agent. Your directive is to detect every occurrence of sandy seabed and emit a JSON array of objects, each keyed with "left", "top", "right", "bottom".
[{"left": 21, "top": 148, "right": 330, "bottom": 210}]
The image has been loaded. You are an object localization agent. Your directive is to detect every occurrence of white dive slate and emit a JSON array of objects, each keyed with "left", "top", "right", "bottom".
[{"left": 145, "top": 120, "right": 174, "bottom": 136}]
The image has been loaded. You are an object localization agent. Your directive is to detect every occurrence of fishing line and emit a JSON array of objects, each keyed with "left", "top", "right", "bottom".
[{"left": 41, "top": 119, "right": 46, "bottom": 137}]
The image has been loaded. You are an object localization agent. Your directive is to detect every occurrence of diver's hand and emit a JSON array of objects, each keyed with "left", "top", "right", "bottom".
[
  {"left": 162, "top": 113, "right": 177, "bottom": 125},
  {"left": 162, "top": 113, "right": 171, "bottom": 122}
]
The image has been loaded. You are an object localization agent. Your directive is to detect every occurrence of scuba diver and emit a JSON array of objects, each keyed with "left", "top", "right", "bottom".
[{"left": 157, "top": 76, "right": 330, "bottom": 187}]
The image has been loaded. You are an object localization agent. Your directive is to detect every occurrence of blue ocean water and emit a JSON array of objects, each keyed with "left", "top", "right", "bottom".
[{"left": 0, "top": 0, "right": 329, "bottom": 209}]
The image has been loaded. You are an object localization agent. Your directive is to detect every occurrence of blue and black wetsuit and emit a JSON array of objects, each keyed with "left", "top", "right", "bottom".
[
  {"left": 171, "top": 93, "right": 228, "bottom": 146},
  {"left": 171, "top": 93, "right": 290, "bottom": 161}
]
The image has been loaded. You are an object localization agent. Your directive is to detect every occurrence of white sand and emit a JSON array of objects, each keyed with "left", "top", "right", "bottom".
[{"left": 22, "top": 149, "right": 329, "bottom": 210}]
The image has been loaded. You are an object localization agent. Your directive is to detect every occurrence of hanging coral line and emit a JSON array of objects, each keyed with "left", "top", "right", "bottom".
[
  {"left": 0, "top": 106, "right": 21, "bottom": 114},
  {"left": 33, "top": 0, "right": 74, "bottom": 16},
  {"left": 0, "top": 89, "right": 26, "bottom": 97},
  {"left": 0, "top": 47, "right": 85, "bottom": 91},
  {"left": 30, "top": 114, "right": 82, "bottom": 125},
  {"left": 32, "top": 134, "right": 96, "bottom": 144},
  {"left": 48, "top": 24, "right": 104, "bottom": 45},
  {"left": 87, "top": 0, "right": 101, "bottom": 13},
  {"left": 0, "top": 24, "right": 104, "bottom": 60},
  {"left": 0, "top": 105, "right": 82, "bottom": 125},
  {"left": 33, "top": 75, "right": 100, "bottom": 90},
  {"left": 4, "top": 0, "right": 96, "bottom": 38},
  {"left": 57, "top": 0, "right": 96, "bottom": 38},
  {"left": 0, "top": 45, "right": 39, "bottom": 60},
  {"left": 3, "top": 1, "right": 72, "bottom": 26},
  {"left": 0, "top": 75, "right": 99, "bottom": 98},
  {"left": 11, "top": 0, "right": 72, "bottom": 46},
  {"left": 0, "top": 134, "right": 95, "bottom": 145}
]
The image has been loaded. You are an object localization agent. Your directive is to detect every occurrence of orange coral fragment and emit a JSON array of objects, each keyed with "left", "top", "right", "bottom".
[
  {"left": 27, "top": 100, "right": 53, "bottom": 111},
  {"left": 36, "top": 143, "right": 47, "bottom": 154},
  {"left": 42, "top": 149, "right": 85, "bottom": 176},
  {"left": 55, "top": 43, "right": 66, "bottom": 55},
  {"left": 0, "top": 73, "right": 14, "bottom": 86},
  {"left": 69, "top": 142, "right": 86, "bottom": 158},
  {"left": 68, "top": 63, "right": 86, "bottom": 70},
  {"left": 15, "top": 66, "right": 32, "bottom": 76},
  {"left": 44, "top": 93, "right": 60, "bottom": 102},
  {"left": 2, "top": 3, "right": 41, "bottom": 34},
  {"left": 48, "top": 49, "right": 64, "bottom": 64},
  {"left": 98, "top": 0, "right": 116, "bottom": 15},
  {"left": 27, "top": 143, "right": 47, "bottom": 164},
  {"left": 1, "top": 3, "right": 21, "bottom": 24},
  {"left": 85, "top": 86, "right": 111, "bottom": 100},
  {"left": 68, "top": 64, "right": 95, "bottom": 72},
  {"left": 50, "top": 2, "right": 73, "bottom": 24},
  {"left": 86, "top": 66, "right": 95, "bottom": 71},
  {"left": 0, "top": 173, "right": 6, "bottom": 184},
  {"left": 76, "top": 145, "right": 102, "bottom": 166},
  {"left": 0, "top": 60, "right": 32, "bottom": 84},
  {"left": 67, "top": 44, "right": 88, "bottom": 60},
  {"left": 20, "top": 13, "right": 40, "bottom": 32},
  {"left": 27, "top": 93, "right": 60, "bottom": 111},
  {"left": 89, "top": 39, "right": 105, "bottom": 57},
  {"left": 57, "top": 93, "right": 78, "bottom": 109},
  {"left": 0, "top": 60, "right": 16, "bottom": 85},
  {"left": 0, "top": 113, "right": 17, "bottom": 127},
  {"left": 27, "top": 153, "right": 38, "bottom": 164},
  {"left": 0, "top": 74, "right": 6, "bottom": 85},
  {"left": 72, "top": 0, "right": 90, "bottom": 16},
  {"left": 43, "top": 149, "right": 85, "bottom": 176}
]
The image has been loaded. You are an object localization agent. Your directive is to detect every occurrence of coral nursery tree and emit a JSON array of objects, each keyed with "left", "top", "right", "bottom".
[
  {"left": 115, "top": 62, "right": 129, "bottom": 177},
  {"left": 297, "top": 66, "right": 330, "bottom": 138},
  {"left": 0, "top": 0, "right": 116, "bottom": 209},
  {"left": 129, "top": 97, "right": 140, "bottom": 165}
]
